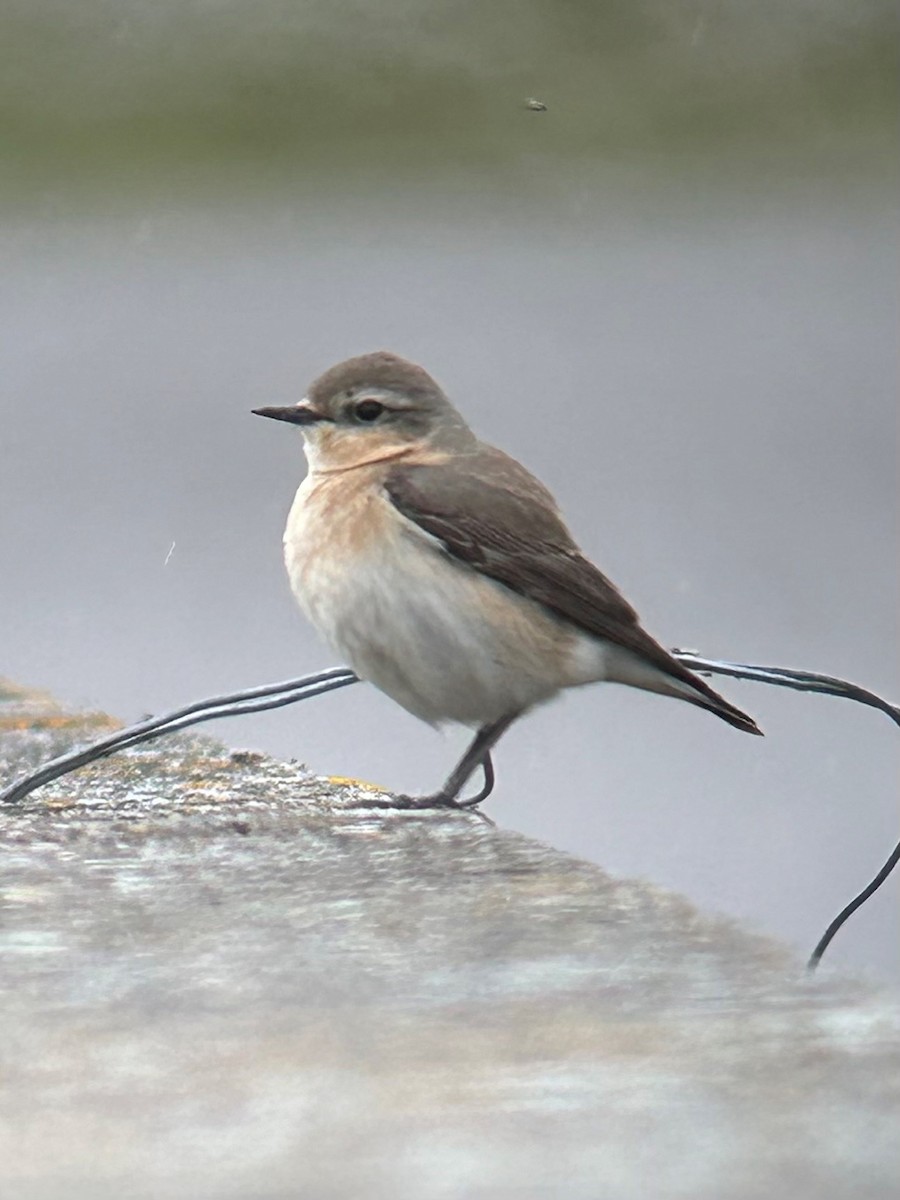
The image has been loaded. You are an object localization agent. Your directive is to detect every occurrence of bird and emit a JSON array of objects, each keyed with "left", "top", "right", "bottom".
[{"left": 253, "top": 351, "right": 761, "bottom": 810}]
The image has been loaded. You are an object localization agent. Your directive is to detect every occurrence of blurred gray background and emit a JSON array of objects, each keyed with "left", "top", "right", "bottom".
[{"left": 1, "top": 0, "right": 897, "bottom": 979}]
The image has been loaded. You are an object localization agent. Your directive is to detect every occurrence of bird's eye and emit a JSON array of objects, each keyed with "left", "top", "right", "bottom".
[{"left": 354, "top": 399, "right": 386, "bottom": 423}]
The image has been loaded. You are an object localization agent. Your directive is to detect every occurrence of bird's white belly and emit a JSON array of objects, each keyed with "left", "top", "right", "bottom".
[{"left": 284, "top": 476, "right": 578, "bottom": 726}]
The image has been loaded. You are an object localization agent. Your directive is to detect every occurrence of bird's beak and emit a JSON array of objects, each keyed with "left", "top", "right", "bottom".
[{"left": 252, "top": 401, "right": 329, "bottom": 426}]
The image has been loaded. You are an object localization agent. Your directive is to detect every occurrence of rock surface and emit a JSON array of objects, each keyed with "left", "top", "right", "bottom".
[{"left": 1, "top": 679, "right": 898, "bottom": 1200}]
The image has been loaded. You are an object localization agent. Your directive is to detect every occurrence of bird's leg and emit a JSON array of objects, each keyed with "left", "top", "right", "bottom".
[
  {"left": 458, "top": 751, "right": 495, "bottom": 808},
  {"left": 393, "top": 715, "right": 517, "bottom": 810}
]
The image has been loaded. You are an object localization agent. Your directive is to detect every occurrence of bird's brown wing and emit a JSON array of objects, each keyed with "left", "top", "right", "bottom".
[
  {"left": 386, "top": 447, "right": 642, "bottom": 640},
  {"left": 385, "top": 446, "right": 761, "bottom": 733}
]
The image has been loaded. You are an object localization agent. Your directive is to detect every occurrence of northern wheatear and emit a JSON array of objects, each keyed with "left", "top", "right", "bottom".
[{"left": 253, "top": 351, "right": 761, "bottom": 809}]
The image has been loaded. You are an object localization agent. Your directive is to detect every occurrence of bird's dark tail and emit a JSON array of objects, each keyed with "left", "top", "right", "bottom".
[
  {"left": 662, "top": 657, "right": 763, "bottom": 735},
  {"left": 608, "top": 634, "right": 763, "bottom": 735},
  {"left": 682, "top": 684, "right": 763, "bottom": 735}
]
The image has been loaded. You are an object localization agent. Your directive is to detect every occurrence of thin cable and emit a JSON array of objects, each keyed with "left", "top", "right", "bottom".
[
  {"left": 673, "top": 653, "right": 900, "bottom": 726},
  {"left": 0, "top": 668, "right": 359, "bottom": 805},
  {"left": 674, "top": 652, "right": 899, "bottom": 970},
  {"left": 806, "top": 839, "right": 900, "bottom": 972}
]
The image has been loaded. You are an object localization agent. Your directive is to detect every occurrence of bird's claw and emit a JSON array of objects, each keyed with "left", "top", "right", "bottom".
[
  {"left": 391, "top": 792, "right": 463, "bottom": 811},
  {"left": 389, "top": 792, "right": 495, "bottom": 827}
]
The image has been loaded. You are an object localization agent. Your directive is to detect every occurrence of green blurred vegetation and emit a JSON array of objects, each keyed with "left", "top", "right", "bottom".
[{"left": 1, "top": 0, "right": 896, "bottom": 200}]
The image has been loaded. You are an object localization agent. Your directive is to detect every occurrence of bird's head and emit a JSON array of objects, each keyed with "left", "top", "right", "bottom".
[{"left": 253, "top": 351, "right": 476, "bottom": 472}]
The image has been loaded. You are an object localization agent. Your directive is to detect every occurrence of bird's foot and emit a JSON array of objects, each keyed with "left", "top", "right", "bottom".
[
  {"left": 390, "top": 791, "right": 496, "bottom": 827},
  {"left": 390, "top": 791, "right": 464, "bottom": 811}
]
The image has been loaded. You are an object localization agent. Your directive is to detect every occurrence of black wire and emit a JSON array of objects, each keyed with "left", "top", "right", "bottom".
[
  {"left": 0, "top": 669, "right": 359, "bottom": 805},
  {"left": 806, "top": 838, "right": 900, "bottom": 972},
  {"left": 674, "top": 654, "right": 899, "bottom": 971},
  {"left": 672, "top": 654, "right": 900, "bottom": 727}
]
